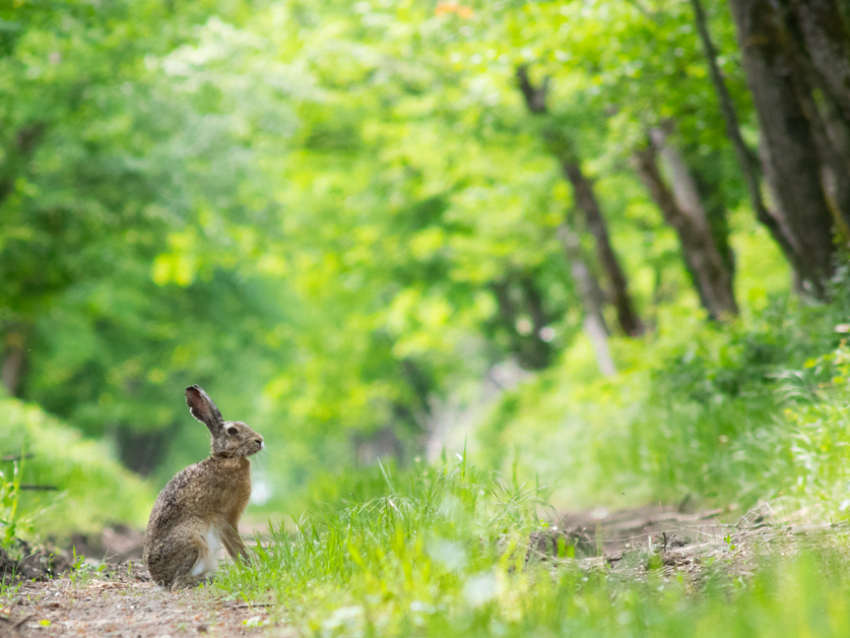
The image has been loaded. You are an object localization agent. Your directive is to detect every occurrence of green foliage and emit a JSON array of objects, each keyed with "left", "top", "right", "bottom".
[
  {"left": 478, "top": 272, "right": 850, "bottom": 510},
  {"left": 0, "top": 453, "right": 23, "bottom": 548},
  {"left": 4, "top": 0, "right": 599, "bottom": 494},
  {"left": 0, "top": 397, "right": 153, "bottom": 540},
  {"left": 780, "top": 342, "right": 850, "bottom": 506},
  {"left": 8, "top": 7, "right": 850, "bottom": 632},
  {"left": 0, "top": 0, "right": 847, "bottom": 517}
]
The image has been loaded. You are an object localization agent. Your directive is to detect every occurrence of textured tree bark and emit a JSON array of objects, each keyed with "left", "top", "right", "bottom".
[
  {"left": 557, "top": 226, "right": 616, "bottom": 377},
  {"left": 819, "top": 92, "right": 850, "bottom": 198},
  {"left": 819, "top": 92, "right": 850, "bottom": 170},
  {"left": 727, "top": 0, "right": 837, "bottom": 295},
  {"left": 793, "top": 75, "right": 850, "bottom": 237},
  {"left": 793, "top": 0, "right": 850, "bottom": 122},
  {"left": 690, "top": 0, "right": 815, "bottom": 288},
  {"left": 633, "top": 131, "right": 739, "bottom": 320},
  {"left": 778, "top": 4, "right": 850, "bottom": 237}
]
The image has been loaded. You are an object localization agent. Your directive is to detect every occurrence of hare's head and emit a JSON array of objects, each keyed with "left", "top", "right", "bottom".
[{"left": 185, "top": 385, "right": 264, "bottom": 459}]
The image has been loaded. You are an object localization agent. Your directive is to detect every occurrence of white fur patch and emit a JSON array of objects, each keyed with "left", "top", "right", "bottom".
[{"left": 190, "top": 527, "right": 223, "bottom": 578}]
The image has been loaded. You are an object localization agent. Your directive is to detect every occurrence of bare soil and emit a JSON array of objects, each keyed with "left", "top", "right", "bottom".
[
  {"left": 529, "top": 501, "right": 848, "bottom": 583},
  {"left": 0, "top": 528, "right": 282, "bottom": 638},
  {"left": 2, "top": 502, "right": 844, "bottom": 637},
  {"left": 3, "top": 579, "right": 280, "bottom": 637}
]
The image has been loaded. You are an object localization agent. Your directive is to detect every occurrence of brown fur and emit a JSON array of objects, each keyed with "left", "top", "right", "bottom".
[{"left": 143, "top": 386, "right": 263, "bottom": 590}]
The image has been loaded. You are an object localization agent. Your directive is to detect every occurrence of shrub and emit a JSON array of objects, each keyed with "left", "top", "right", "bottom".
[{"left": 0, "top": 397, "right": 153, "bottom": 543}]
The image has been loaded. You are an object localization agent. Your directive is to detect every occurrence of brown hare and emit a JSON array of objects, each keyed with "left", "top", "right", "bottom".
[{"left": 143, "top": 385, "right": 264, "bottom": 590}]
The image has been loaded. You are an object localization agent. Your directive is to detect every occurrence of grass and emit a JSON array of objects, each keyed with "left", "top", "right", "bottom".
[
  {"left": 0, "top": 453, "right": 24, "bottom": 548},
  {"left": 214, "top": 453, "right": 850, "bottom": 638},
  {"left": 217, "top": 453, "right": 544, "bottom": 631}
]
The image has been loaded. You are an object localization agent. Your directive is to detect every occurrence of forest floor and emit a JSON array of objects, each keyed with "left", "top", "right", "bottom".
[{"left": 1, "top": 502, "right": 843, "bottom": 637}]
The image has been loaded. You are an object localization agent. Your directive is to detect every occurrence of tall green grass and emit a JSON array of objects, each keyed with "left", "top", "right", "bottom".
[
  {"left": 217, "top": 454, "right": 850, "bottom": 638},
  {"left": 217, "top": 454, "right": 544, "bottom": 631}
]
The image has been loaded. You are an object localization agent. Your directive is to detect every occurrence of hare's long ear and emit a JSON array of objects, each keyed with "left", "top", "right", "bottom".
[{"left": 185, "top": 385, "right": 224, "bottom": 436}]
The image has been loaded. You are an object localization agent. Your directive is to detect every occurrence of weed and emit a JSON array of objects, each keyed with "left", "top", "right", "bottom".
[
  {"left": 0, "top": 575, "right": 22, "bottom": 600},
  {"left": 0, "top": 451, "right": 26, "bottom": 548},
  {"left": 68, "top": 548, "right": 106, "bottom": 588},
  {"left": 477, "top": 275, "right": 850, "bottom": 511}
]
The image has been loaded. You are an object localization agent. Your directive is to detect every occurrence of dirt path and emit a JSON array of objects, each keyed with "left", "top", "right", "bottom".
[
  {"left": 2, "top": 564, "right": 282, "bottom": 638},
  {"left": 528, "top": 501, "right": 849, "bottom": 583},
  {"left": 1, "top": 531, "right": 283, "bottom": 638}
]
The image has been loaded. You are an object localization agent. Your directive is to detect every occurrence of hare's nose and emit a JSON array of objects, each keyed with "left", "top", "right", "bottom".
[{"left": 255, "top": 439, "right": 264, "bottom": 449}]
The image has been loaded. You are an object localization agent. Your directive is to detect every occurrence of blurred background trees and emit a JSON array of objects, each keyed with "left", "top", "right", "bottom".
[{"left": 3, "top": 0, "right": 850, "bottom": 512}]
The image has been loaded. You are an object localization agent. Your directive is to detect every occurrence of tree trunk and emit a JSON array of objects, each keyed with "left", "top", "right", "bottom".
[
  {"left": 689, "top": 0, "right": 817, "bottom": 289},
  {"left": 0, "top": 123, "right": 46, "bottom": 207},
  {"left": 557, "top": 226, "right": 616, "bottom": 377},
  {"left": 819, "top": 95, "right": 850, "bottom": 235},
  {"left": 1, "top": 327, "right": 28, "bottom": 397},
  {"left": 793, "top": 74, "right": 850, "bottom": 237},
  {"left": 633, "top": 131, "right": 739, "bottom": 320},
  {"left": 819, "top": 92, "right": 850, "bottom": 174},
  {"left": 114, "top": 424, "right": 179, "bottom": 476},
  {"left": 561, "top": 160, "right": 646, "bottom": 336},
  {"left": 780, "top": 3, "right": 850, "bottom": 236},
  {"left": 727, "top": 0, "right": 837, "bottom": 295},
  {"left": 793, "top": 0, "right": 850, "bottom": 123},
  {"left": 516, "top": 65, "right": 645, "bottom": 337},
  {"left": 519, "top": 276, "right": 549, "bottom": 340}
]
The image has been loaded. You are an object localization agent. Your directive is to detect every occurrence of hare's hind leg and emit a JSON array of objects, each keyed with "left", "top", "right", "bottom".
[
  {"left": 172, "top": 527, "right": 224, "bottom": 589},
  {"left": 166, "top": 531, "right": 213, "bottom": 590},
  {"left": 168, "top": 544, "right": 204, "bottom": 590},
  {"left": 146, "top": 533, "right": 200, "bottom": 589}
]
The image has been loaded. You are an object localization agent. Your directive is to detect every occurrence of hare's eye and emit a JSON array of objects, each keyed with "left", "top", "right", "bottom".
[{"left": 227, "top": 426, "right": 238, "bottom": 436}]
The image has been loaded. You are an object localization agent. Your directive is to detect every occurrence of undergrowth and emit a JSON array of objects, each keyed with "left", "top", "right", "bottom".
[
  {"left": 477, "top": 272, "right": 850, "bottom": 511},
  {"left": 0, "top": 455, "right": 24, "bottom": 548},
  {"left": 0, "top": 397, "right": 153, "bottom": 543}
]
